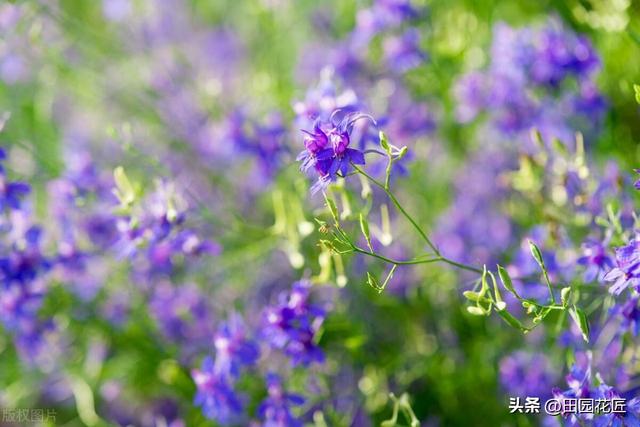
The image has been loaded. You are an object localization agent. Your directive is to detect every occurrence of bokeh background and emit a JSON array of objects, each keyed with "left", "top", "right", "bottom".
[{"left": 1, "top": 0, "right": 640, "bottom": 426}]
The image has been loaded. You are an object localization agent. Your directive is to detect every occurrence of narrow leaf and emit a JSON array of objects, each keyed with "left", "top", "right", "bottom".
[
  {"left": 359, "top": 213, "right": 373, "bottom": 252},
  {"left": 528, "top": 240, "right": 545, "bottom": 268},
  {"left": 569, "top": 305, "right": 590, "bottom": 343},
  {"left": 497, "top": 265, "right": 521, "bottom": 299}
]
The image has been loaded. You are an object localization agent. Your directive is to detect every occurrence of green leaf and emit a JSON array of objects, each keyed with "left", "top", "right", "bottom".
[
  {"left": 496, "top": 309, "right": 529, "bottom": 333},
  {"left": 528, "top": 240, "right": 545, "bottom": 268},
  {"left": 488, "top": 270, "right": 504, "bottom": 308},
  {"left": 497, "top": 265, "right": 521, "bottom": 299},
  {"left": 366, "top": 272, "right": 381, "bottom": 291},
  {"left": 480, "top": 265, "right": 489, "bottom": 297},
  {"left": 634, "top": 84, "right": 640, "bottom": 104},
  {"left": 324, "top": 194, "right": 340, "bottom": 224},
  {"left": 569, "top": 305, "right": 590, "bottom": 343},
  {"left": 359, "top": 213, "right": 373, "bottom": 252}
]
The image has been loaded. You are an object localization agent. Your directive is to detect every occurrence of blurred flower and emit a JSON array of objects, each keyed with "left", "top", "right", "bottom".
[
  {"left": 192, "top": 356, "right": 244, "bottom": 425},
  {"left": 454, "top": 18, "right": 604, "bottom": 145},
  {"left": 552, "top": 354, "right": 640, "bottom": 425},
  {"left": 258, "top": 373, "right": 305, "bottom": 427},
  {"left": 604, "top": 234, "right": 640, "bottom": 295},
  {"left": 0, "top": 151, "right": 30, "bottom": 211},
  {"left": 500, "top": 351, "right": 556, "bottom": 400},
  {"left": 213, "top": 312, "right": 259, "bottom": 379},
  {"left": 150, "top": 283, "right": 216, "bottom": 357},
  {"left": 383, "top": 28, "right": 427, "bottom": 73},
  {"left": 578, "top": 237, "right": 614, "bottom": 282},
  {"left": 262, "top": 280, "right": 325, "bottom": 366}
]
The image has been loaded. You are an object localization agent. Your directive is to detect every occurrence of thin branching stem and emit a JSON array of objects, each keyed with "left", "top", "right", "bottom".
[{"left": 351, "top": 163, "right": 483, "bottom": 274}]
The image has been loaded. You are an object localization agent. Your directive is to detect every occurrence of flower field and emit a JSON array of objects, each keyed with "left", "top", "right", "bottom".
[{"left": 1, "top": 1, "right": 640, "bottom": 426}]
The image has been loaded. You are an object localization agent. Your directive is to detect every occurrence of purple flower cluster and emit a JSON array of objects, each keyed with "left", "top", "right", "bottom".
[
  {"left": 191, "top": 313, "right": 259, "bottom": 425},
  {"left": 258, "top": 373, "right": 305, "bottom": 427},
  {"left": 552, "top": 354, "right": 640, "bottom": 425},
  {"left": 454, "top": 18, "right": 605, "bottom": 144},
  {"left": 0, "top": 148, "right": 55, "bottom": 362},
  {"left": 352, "top": 0, "right": 423, "bottom": 54},
  {"left": 604, "top": 234, "right": 640, "bottom": 295},
  {"left": 149, "top": 282, "right": 217, "bottom": 359},
  {"left": 225, "top": 110, "right": 290, "bottom": 180},
  {"left": 297, "top": 112, "right": 373, "bottom": 193},
  {"left": 262, "top": 280, "right": 326, "bottom": 366},
  {"left": 113, "top": 180, "right": 219, "bottom": 274},
  {"left": 500, "top": 351, "right": 556, "bottom": 400},
  {"left": 578, "top": 237, "right": 614, "bottom": 282},
  {"left": 383, "top": 28, "right": 427, "bottom": 74},
  {"left": 192, "top": 357, "right": 244, "bottom": 425},
  {"left": 440, "top": 18, "right": 607, "bottom": 267}
]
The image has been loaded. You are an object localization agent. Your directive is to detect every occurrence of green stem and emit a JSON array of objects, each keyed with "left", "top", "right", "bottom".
[
  {"left": 351, "top": 164, "right": 483, "bottom": 274},
  {"left": 351, "top": 246, "right": 443, "bottom": 266}
]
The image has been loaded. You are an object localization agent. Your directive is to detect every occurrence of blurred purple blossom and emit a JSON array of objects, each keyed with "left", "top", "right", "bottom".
[
  {"left": 192, "top": 356, "right": 245, "bottom": 425},
  {"left": 604, "top": 234, "right": 640, "bottom": 295},
  {"left": 500, "top": 351, "right": 556, "bottom": 400},
  {"left": 258, "top": 373, "right": 305, "bottom": 427},
  {"left": 262, "top": 280, "right": 326, "bottom": 366}
]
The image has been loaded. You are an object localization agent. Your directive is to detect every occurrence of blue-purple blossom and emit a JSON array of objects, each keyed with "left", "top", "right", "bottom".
[
  {"left": 453, "top": 18, "right": 605, "bottom": 145},
  {"left": 619, "top": 296, "right": 640, "bottom": 336},
  {"left": 578, "top": 238, "right": 614, "bottom": 282},
  {"left": 353, "top": 0, "right": 421, "bottom": 44},
  {"left": 262, "top": 280, "right": 325, "bottom": 366},
  {"left": 258, "top": 373, "right": 305, "bottom": 427},
  {"left": 297, "top": 111, "right": 374, "bottom": 193},
  {"left": 0, "top": 149, "right": 30, "bottom": 211},
  {"left": 552, "top": 354, "right": 640, "bottom": 425},
  {"left": 212, "top": 312, "right": 259, "bottom": 379},
  {"left": 604, "top": 234, "right": 640, "bottom": 295},
  {"left": 500, "top": 351, "right": 556, "bottom": 400},
  {"left": 383, "top": 28, "right": 427, "bottom": 73},
  {"left": 150, "top": 283, "right": 216, "bottom": 357},
  {"left": 192, "top": 356, "right": 244, "bottom": 425}
]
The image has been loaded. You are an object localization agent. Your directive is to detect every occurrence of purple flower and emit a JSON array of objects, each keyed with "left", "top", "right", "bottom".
[
  {"left": 0, "top": 226, "right": 51, "bottom": 288},
  {"left": 354, "top": 0, "right": 421, "bottom": 43},
  {"left": 578, "top": 238, "right": 614, "bottom": 282},
  {"left": 192, "top": 356, "right": 244, "bottom": 425},
  {"left": 604, "top": 234, "right": 640, "bottom": 295},
  {"left": 293, "top": 69, "right": 361, "bottom": 129},
  {"left": 550, "top": 353, "right": 640, "bottom": 425},
  {"left": 213, "top": 312, "right": 259, "bottom": 379},
  {"left": 149, "top": 283, "right": 216, "bottom": 356},
  {"left": 262, "top": 280, "right": 325, "bottom": 366},
  {"left": 297, "top": 111, "right": 374, "bottom": 193},
  {"left": 453, "top": 72, "right": 489, "bottom": 123},
  {"left": 228, "top": 111, "right": 289, "bottom": 178},
  {"left": 619, "top": 296, "right": 640, "bottom": 336},
  {"left": 591, "top": 384, "right": 640, "bottom": 427},
  {"left": 500, "top": 351, "right": 556, "bottom": 399},
  {"left": 634, "top": 169, "right": 640, "bottom": 190},
  {"left": 258, "top": 373, "right": 305, "bottom": 427},
  {"left": 453, "top": 18, "right": 604, "bottom": 145},
  {"left": 0, "top": 152, "right": 30, "bottom": 211},
  {"left": 383, "top": 28, "right": 427, "bottom": 73}
]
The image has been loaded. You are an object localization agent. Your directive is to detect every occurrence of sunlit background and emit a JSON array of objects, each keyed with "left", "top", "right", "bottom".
[{"left": 1, "top": 0, "right": 640, "bottom": 426}]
